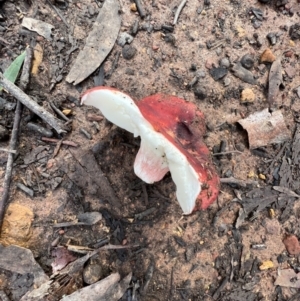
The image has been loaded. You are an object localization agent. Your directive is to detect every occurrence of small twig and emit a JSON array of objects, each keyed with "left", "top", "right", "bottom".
[
  {"left": 27, "top": 122, "right": 53, "bottom": 137},
  {"left": 173, "top": 0, "right": 187, "bottom": 25},
  {"left": 52, "top": 139, "right": 63, "bottom": 159},
  {"left": 213, "top": 150, "right": 243, "bottom": 156},
  {"left": 220, "top": 177, "right": 258, "bottom": 187},
  {"left": 212, "top": 276, "right": 229, "bottom": 300},
  {"left": 50, "top": 101, "right": 70, "bottom": 122},
  {"left": 16, "top": 182, "right": 34, "bottom": 197},
  {"left": 134, "top": 207, "right": 156, "bottom": 220},
  {"left": 0, "top": 148, "right": 17, "bottom": 154},
  {"left": 41, "top": 137, "right": 78, "bottom": 147},
  {"left": 0, "top": 72, "right": 66, "bottom": 134},
  {"left": 133, "top": 0, "right": 146, "bottom": 18},
  {"left": 45, "top": 0, "right": 69, "bottom": 28},
  {"left": 105, "top": 51, "right": 120, "bottom": 79},
  {"left": 0, "top": 101, "right": 23, "bottom": 231},
  {"left": 19, "top": 46, "right": 33, "bottom": 91},
  {"left": 80, "top": 128, "right": 92, "bottom": 140},
  {"left": 141, "top": 258, "right": 154, "bottom": 295},
  {"left": 169, "top": 266, "right": 174, "bottom": 300}
]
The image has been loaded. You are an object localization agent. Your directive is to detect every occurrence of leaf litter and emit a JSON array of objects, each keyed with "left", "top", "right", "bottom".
[
  {"left": 1, "top": 0, "right": 300, "bottom": 300},
  {"left": 66, "top": 0, "right": 121, "bottom": 85}
]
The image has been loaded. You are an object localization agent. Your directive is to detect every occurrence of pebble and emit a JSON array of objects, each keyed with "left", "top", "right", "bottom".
[
  {"left": 216, "top": 47, "right": 222, "bottom": 56},
  {"left": 223, "top": 77, "right": 231, "bottom": 86},
  {"left": 219, "top": 57, "right": 230, "bottom": 68},
  {"left": 205, "top": 58, "right": 214, "bottom": 69},
  {"left": 209, "top": 67, "right": 228, "bottom": 81},
  {"left": 259, "top": 261, "right": 274, "bottom": 271},
  {"left": 240, "top": 54, "right": 254, "bottom": 70},
  {"left": 289, "top": 23, "right": 300, "bottom": 40},
  {"left": 241, "top": 88, "right": 255, "bottom": 103},
  {"left": 117, "top": 32, "right": 134, "bottom": 47},
  {"left": 235, "top": 142, "right": 245, "bottom": 152},
  {"left": 260, "top": 48, "right": 276, "bottom": 63},
  {"left": 266, "top": 32, "right": 277, "bottom": 45},
  {"left": 190, "top": 64, "right": 197, "bottom": 71},
  {"left": 283, "top": 235, "right": 300, "bottom": 255},
  {"left": 164, "top": 33, "right": 176, "bottom": 45},
  {"left": 87, "top": 5, "right": 95, "bottom": 16},
  {"left": 125, "top": 68, "right": 135, "bottom": 75},
  {"left": 122, "top": 45, "right": 137, "bottom": 60},
  {"left": 194, "top": 87, "right": 207, "bottom": 100},
  {"left": 196, "top": 70, "right": 206, "bottom": 78},
  {"left": 130, "top": 3, "right": 137, "bottom": 12},
  {"left": 258, "top": 173, "right": 266, "bottom": 180}
]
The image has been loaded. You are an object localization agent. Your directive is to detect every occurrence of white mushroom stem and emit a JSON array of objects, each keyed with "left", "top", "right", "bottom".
[{"left": 81, "top": 89, "right": 201, "bottom": 214}]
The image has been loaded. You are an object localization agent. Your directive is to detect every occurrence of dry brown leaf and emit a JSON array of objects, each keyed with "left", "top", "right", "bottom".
[
  {"left": 238, "top": 108, "right": 291, "bottom": 149},
  {"left": 0, "top": 203, "right": 34, "bottom": 247},
  {"left": 275, "top": 269, "right": 300, "bottom": 288},
  {"left": 66, "top": 0, "right": 121, "bottom": 85},
  {"left": 31, "top": 43, "right": 43, "bottom": 75}
]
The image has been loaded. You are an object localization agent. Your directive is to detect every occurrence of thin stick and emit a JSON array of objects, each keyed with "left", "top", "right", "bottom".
[
  {"left": 173, "top": 0, "right": 187, "bottom": 25},
  {"left": 0, "top": 72, "right": 66, "bottom": 134},
  {"left": 220, "top": 177, "right": 258, "bottom": 187},
  {"left": 0, "top": 148, "right": 17, "bottom": 154},
  {"left": 213, "top": 150, "right": 243, "bottom": 156},
  {"left": 52, "top": 139, "right": 63, "bottom": 159},
  {"left": 50, "top": 101, "right": 70, "bottom": 122},
  {"left": 45, "top": 0, "right": 69, "bottom": 28},
  {"left": 41, "top": 137, "right": 78, "bottom": 147},
  {"left": 0, "top": 101, "right": 23, "bottom": 231}
]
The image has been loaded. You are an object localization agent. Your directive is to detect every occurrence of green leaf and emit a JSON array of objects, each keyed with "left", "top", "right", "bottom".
[{"left": 0, "top": 50, "right": 26, "bottom": 91}]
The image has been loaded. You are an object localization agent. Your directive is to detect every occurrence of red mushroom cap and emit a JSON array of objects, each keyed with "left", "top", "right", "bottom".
[{"left": 137, "top": 94, "right": 219, "bottom": 210}]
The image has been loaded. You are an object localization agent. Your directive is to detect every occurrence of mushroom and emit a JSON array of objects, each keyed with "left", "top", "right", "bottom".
[{"left": 81, "top": 87, "right": 219, "bottom": 214}]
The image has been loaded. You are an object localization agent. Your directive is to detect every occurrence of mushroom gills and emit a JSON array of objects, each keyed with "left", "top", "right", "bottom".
[
  {"left": 81, "top": 88, "right": 142, "bottom": 135},
  {"left": 82, "top": 87, "right": 204, "bottom": 214}
]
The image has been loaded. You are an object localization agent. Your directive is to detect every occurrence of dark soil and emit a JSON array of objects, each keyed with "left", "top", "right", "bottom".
[{"left": 1, "top": 0, "right": 300, "bottom": 300}]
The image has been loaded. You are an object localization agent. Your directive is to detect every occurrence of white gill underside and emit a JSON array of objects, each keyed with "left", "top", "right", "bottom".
[{"left": 82, "top": 89, "right": 201, "bottom": 214}]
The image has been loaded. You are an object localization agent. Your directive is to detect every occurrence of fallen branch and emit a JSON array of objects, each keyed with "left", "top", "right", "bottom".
[
  {"left": 0, "top": 101, "right": 23, "bottom": 231},
  {"left": 0, "top": 72, "right": 66, "bottom": 134}
]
